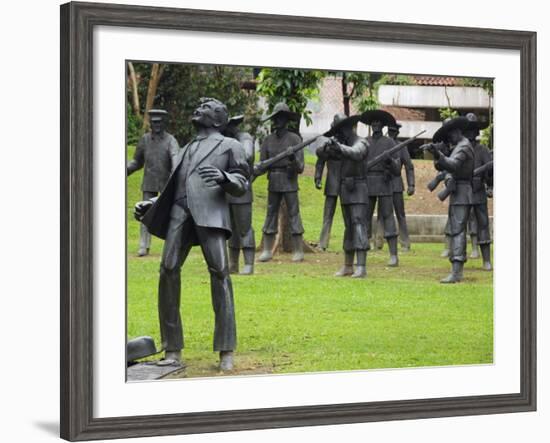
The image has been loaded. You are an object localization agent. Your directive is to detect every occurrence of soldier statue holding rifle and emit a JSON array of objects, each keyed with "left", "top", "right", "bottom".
[
  {"left": 223, "top": 115, "right": 256, "bottom": 275},
  {"left": 127, "top": 109, "right": 180, "bottom": 256},
  {"left": 387, "top": 122, "right": 415, "bottom": 251},
  {"left": 424, "top": 116, "right": 475, "bottom": 283},
  {"left": 255, "top": 102, "right": 306, "bottom": 262},
  {"left": 321, "top": 113, "right": 370, "bottom": 277},
  {"left": 134, "top": 97, "right": 250, "bottom": 371},
  {"left": 361, "top": 110, "right": 404, "bottom": 267},
  {"left": 464, "top": 112, "right": 493, "bottom": 271},
  {"left": 314, "top": 135, "right": 341, "bottom": 251}
]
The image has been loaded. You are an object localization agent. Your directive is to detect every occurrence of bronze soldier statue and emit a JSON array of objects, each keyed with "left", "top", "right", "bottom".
[
  {"left": 314, "top": 137, "right": 341, "bottom": 250},
  {"left": 464, "top": 113, "right": 493, "bottom": 270},
  {"left": 134, "top": 98, "right": 250, "bottom": 371},
  {"left": 362, "top": 110, "right": 401, "bottom": 267},
  {"left": 257, "top": 102, "right": 306, "bottom": 262},
  {"left": 323, "top": 113, "right": 370, "bottom": 277},
  {"left": 387, "top": 122, "right": 415, "bottom": 251},
  {"left": 127, "top": 109, "right": 180, "bottom": 256},
  {"left": 426, "top": 116, "right": 475, "bottom": 283},
  {"left": 223, "top": 115, "right": 256, "bottom": 275}
]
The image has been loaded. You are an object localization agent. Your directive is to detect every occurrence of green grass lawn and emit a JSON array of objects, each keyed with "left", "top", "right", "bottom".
[{"left": 126, "top": 146, "right": 493, "bottom": 377}]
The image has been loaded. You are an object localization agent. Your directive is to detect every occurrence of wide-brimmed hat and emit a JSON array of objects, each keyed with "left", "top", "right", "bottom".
[
  {"left": 324, "top": 113, "right": 361, "bottom": 137},
  {"left": 127, "top": 336, "right": 158, "bottom": 363},
  {"left": 262, "top": 102, "right": 301, "bottom": 123},
  {"left": 227, "top": 114, "right": 244, "bottom": 126},
  {"left": 360, "top": 109, "right": 397, "bottom": 127},
  {"left": 432, "top": 116, "right": 470, "bottom": 143},
  {"left": 148, "top": 109, "right": 168, "bottom": 121},
  {"left": 387, "top": 122, "right": 402, "bottom": 131},
  {"left": 465, "top": 112, "right": 490, "bottom": 130}
]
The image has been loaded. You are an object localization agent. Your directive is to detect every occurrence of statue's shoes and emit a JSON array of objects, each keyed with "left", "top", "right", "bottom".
[
  {"left": 440, "top": 273, "right": 462, "bottom": 284},
  {"left": 156, "top": 358, "right": 184, "bottom": 367},
  {"left": 291, "top": 252, "right": 305, "bottom": 262},
  {"left": 258, "top": 252, "right": 273, "bottom": 262},
  {"left": 239, "top": 265, "right": 254, "bottom": 275},
  {"left": 351, "top": 266, "right": 367, "bottom": 278},
  {"left": 219, "top": 351, "right": 234, "bottom": 372},
  {"left": 388, "top": 255, "right": 399, "bottom": 267},
  {"left": 334, "top": 266, "right": 354, "bottom": 277},
  {"left": 482, "top": 261, "right": 493, "bottom": 271},
  {"left": 137, "top": 248, "right": 149, "bottom": 257}
]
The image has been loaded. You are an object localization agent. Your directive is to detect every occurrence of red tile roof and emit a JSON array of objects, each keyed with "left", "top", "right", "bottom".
[{"left": 412, "top": 76, "right": 461, "bottom": 86}]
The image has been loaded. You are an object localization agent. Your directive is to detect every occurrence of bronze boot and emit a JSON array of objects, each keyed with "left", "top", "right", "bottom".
[
  {"left": 480, "top": 244, "right": 492, "bottom": 271},
  {"left": 335, "top": 251, "right": 354, "bottom": 277},
  {"left": 259, "top": 234, "right": 275, "bottom": 262},
  {"left": 440, "top": 261, "right": 464, "bottom": 284},
  {"left": 387, "top": 237, "right": 399, "bottom": 267},
  {"left": 470, "top": 234, "right": 480, "bottom": 259},
  {"left": 291, "top": 234, "right": 305, "bottom": 262},
  {"left": 351, "top": 250, "right": 367, "bottom": 278},
  {"left": 228, "top": 247, "right": 240, "bottom": 274},
  {"left": 240, "top": 248, "right": 255, "bottom": 275}
]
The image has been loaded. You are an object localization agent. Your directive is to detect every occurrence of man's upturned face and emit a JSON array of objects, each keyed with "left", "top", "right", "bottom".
[
  {"left": 272, "top": 113, "right": 289, "bottom": 131},
  {"left": 371, "top": 120, "right": 383, "bottom": 134},
  {"left": 150, "top": 119, "right": 164, "bottom": 134},
  {"left": 192, "top": 101, "right": 220, "bottom": 128}
]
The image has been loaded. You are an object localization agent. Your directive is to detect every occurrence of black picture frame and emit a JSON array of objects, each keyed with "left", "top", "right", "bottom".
[{"left": 60, "top": 1, "right": 537, "bottom": 441}]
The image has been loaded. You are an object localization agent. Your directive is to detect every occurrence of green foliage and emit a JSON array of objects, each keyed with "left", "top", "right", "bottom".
[
  {"left": 126, "top": 102, "right": 143, "bottom": 145},
  {"left": 128, "top": 63, "right": 262, "bottom": 145},
  {"left": 156, "top": 64, "right": 262, "bottom": 144},
  {"left": 456, "top": 77, "right": 494, "bottom": 97},
  {"left": 438, "top": 107, "right": 459, "bottom": 121},
  {"left": 256, "top": 68, "right": 326, "bottom": 126},
  {"left": 480, "top": 123, "right": 493, "bottom": 149},
  {"left": 344, "top": 73, "right": 414, "bottom": 113}
]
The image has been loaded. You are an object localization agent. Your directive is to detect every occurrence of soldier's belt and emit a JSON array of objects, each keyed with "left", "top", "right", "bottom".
[{"left": 341, "top": 177, "right": 366, "bottom": 182}]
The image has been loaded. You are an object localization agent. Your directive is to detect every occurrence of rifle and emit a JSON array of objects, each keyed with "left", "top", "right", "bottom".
[
  {"left": 365, "top": 130, "right": 426, "bottom": 171},
  {"left": 419, "top": 141, "right": 449, "bottom": 156},
  {"left": 252, "top": 132, "right": 329, "bottom": 180},
  {"left": 437, "top": 160, "right": 494, "bottom": 202},
  {"left": 473, "top": 160, "right": 493, "bottom": 177},
  {"left": 427, "top": 171, "right": 447, "bottom": 192}
]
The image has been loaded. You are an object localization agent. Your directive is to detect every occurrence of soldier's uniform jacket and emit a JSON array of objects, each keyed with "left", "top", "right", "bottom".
[
  {"left": 315, "top": 143, "right": 341, "bottom": 197},
  {"left": 391, "top": 146, "right": 415, "bottom": 193},
  {"left": 142, "top": 132, "right": 249, "bottom": 241},
  {"left": 260, "top": 130, "right": 304, "bottom": 193},
  {"left": 471, "top": 141, "right": 492, "bottom": 205},
  {"left": 365, "top": 135, "right": 401, "bottom": 196},
  {"left": 127, "top": 132, "right": 180, "bottom": 192},
  {"left": 227, "top": 131, "right": 255, "bottom": 205},
  {"left": 435, "top": 137, "right": 475, "bottom": 206},
  {"left": 335, "top": 135, "right": 369, "bottom": 205}
]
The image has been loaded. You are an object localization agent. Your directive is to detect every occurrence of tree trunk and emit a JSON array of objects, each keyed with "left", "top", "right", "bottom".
[
  {"left": 127, "top": 62, "right": 140, "bottom": 117},
  {"left": 342, "top": 73, "right": 350, "bottom": 117},
  {"left": 259, "top": 200, "right": 315, "bottom": 255},
  {"left": 142, "top": 63, "right": 165, "bottom": 130}
]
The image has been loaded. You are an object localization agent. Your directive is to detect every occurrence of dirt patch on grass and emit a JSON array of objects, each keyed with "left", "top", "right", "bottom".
[{"left": 162, "top": 353, "right": 285, "bottom": 378}]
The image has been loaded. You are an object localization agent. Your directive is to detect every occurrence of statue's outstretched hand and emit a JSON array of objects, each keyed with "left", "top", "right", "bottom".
[
  {"left": 134, "top": 200, "right": 153, "bottom": 221},
  {"left": 198, "top": 165, "right": 226, "bottom": 187}
]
